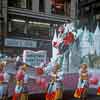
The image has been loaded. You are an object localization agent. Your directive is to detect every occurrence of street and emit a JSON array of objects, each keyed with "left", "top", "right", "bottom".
[{"left": 28, "top": 90, "right": 100, "bottom": 100}]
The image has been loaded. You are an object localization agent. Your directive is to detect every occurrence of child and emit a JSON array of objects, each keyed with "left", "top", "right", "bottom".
[
  {"left": 97, "top": 80, "right": 100, "bottom": 95},
  {"left": 74, "top": 64, "right": 89, "bottom": 100}
]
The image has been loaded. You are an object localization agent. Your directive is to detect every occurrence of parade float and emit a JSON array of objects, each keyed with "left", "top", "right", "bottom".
[
  {"left": 20, "top": 22, "right": 100, "bottom": 99},
  {"left": 0, "top": 22, "right": 100, "bottom": 99}
]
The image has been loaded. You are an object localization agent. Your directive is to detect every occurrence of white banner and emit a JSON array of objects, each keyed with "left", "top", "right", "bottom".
[{"left": 23, "top": 50, "right": 47, "bottom": 67}]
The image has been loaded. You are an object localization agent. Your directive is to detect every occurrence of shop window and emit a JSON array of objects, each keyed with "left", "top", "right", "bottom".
[
  {"left": 28, "top": 22, "right": 50, "bottom": 39},
  {"left": 50, "top": 0, "right": 71, "bottom": 16},
  {"left": 11, "top": 19, "right": 25, "bottom": 35},
  {"left": 39, "top": 0, "right": 45, "bottom": 12}
]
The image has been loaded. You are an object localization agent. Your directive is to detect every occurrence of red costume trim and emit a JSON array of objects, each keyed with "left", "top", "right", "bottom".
[
  {"left": 97, "top": 87, "right": 100, "bottom": 95},
  {"left": 12, "top": 93, "right": 21, "bottom": 100},
  {"left": 63, "top": 32, "right": 74, "bottom": 46}
]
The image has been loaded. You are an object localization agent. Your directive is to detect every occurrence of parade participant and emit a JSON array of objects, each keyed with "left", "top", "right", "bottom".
[
  {"left": 97, "top": 79, "right": 100, "bottom": 95},
  {"left": 74, "top": 64, "right": 89, "bottom": 99},
  {"left": 45, "top": 63, "right": 64, "bottom": 100},
  {"left": 0, "top": 61, "right": 10, "bottom": 100},
  {"left": 12, "top": 64, "right": 29, "bottom": 100},
  {"left": 0, "top": 62, "right": 5, "bottom": 100},
  {"left": 35, "top": 57, "right": 64, "bottom": 100}
]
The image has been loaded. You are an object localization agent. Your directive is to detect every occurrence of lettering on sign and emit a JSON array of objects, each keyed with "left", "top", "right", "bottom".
[{"left": 23, "top": 50, "right": 47, "bottom": 67}]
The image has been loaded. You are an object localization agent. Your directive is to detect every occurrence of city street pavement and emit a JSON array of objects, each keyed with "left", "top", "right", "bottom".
[
  {"left": 7, "top": 91, "right": 100, "bottom": 100},
  {"left": 64, "top": 89, "right": 100, "bottom": 100},
  {"left": 28, "top": 90, "right": 100, "bottom": 100},
  {"left": 5, "top": 63, "right": 100, "bottom": 100}
]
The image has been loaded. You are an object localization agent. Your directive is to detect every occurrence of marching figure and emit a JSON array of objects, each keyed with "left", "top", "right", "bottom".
[
  {"left": 45, "top": 63, "right": 64, "bottom": 100},
  {"left": 35, "top": 60, "right": 64, "bottom": 100},
  {"left": 74, "top": 64, "right": 89, "bottom": 100},
  {"left": 12, "top": 64, "right": 29, "bottom": 100},
  {"left": 0, "top": 61, "right": 10, "bottom": 100},
  {"left": 97, "top": 80, "right": 100, "bottom": 95}
]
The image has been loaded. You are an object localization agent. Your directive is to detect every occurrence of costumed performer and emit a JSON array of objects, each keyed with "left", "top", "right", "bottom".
[
  {"left": 0, "top": 61, "right": 10, "bottom": 100},
  {"left": 45, "top": 63, "right": 64, "bottom": 100},
  {"left": 12, "top": 64, "right": 29, "bottom": 100},
  {"left": 74, "top": 64, "right": 89, "bottom": 100}
]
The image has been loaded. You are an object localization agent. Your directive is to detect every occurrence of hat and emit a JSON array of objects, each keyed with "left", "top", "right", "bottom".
[
  {"left": 2, "top": 61, "right": 7, "bottom": 65},
  {"left": 80, "top": 63, "right": 88, "bottom": 68},
  {"left": 0, "top": 62, "right": 5, "bottom": 69},
  {"left": 21, "top": 64, "right": 28, "bottom": 69},
  {"left": 54, "top": 63, "right": 61, "bottom": 70}
]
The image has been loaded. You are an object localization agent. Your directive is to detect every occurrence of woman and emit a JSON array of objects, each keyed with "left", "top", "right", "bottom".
[
  {"left": 74, "top": 64, "right": 89, "bottom": 100},
  {"left": 46, "top": 63, "right": 64, "bottom": 100},
  {"left": 12, "top": 64, "right": 29, "bottom": 100},
  {"left": 97, "top": 80, "right": 100, "bottom": 95},
  {"left": 0, "top": 61, "right": 10, "bottom": 100}
]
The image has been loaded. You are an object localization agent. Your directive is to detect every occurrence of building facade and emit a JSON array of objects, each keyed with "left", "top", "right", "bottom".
[
  {"left": 78, "top": 0, "right": 100, "bottom": 29},
  {"left": 0, "top": 0, "right": 77, "bottom": 58}
]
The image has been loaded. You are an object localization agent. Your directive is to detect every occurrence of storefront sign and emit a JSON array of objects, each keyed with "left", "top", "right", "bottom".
[
  {"left": 5, "top": 38, "right": 37, "bottom": 48},
  {"left": 23, "top": 50, "right": 47, "bottom": 67}
]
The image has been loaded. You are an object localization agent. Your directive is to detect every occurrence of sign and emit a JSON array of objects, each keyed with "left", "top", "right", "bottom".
[
  {"left": 23, "top": 50, "right": 47, "bottom": 67},
  {"left": 5, "top": 38, "right": 37, "bottom": 48}
]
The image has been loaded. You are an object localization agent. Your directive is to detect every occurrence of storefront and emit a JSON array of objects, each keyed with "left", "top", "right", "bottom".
[{"left": 2, "top": 37, "right": 52, "bottom": 59}]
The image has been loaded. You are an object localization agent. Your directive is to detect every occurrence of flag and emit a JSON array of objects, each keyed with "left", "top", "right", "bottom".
[
  {"left": 80, "top": 27, "right": 90, "bottom": 57},
  {"left": 52, "top": 30, "right": 59, "bottom": 58},
  {"left": 94, "top": 24, "right": 100, "bottom": 56}
]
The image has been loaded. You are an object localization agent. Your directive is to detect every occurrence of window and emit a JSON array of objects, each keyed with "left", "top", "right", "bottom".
[
  {"left": 8, "top": 0, "right": 21, "bottom": 8},
  {"left": 28, "top": 21, "right": 50, "bottom": 39},
  {"left": 10, "top": 19, "right": 25, "bottom": 36},
  {"left": 50, "top": 0, "right": 71, "bottom": 16},
  {"left": 39, "top": 0, "right": 45, "bottom": 12},
  {"left": 26, "top": 0, "right": 32, "bottom": 10},
  {"left": 64, "top": 0, "right": 71, "bottom": 16},
  {"left": 8, "top": 0, "right": 32, "bottom": 9}
]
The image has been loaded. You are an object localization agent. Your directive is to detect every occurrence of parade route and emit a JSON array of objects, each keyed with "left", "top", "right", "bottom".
[{"left": 27, "top": 90, "right": 100, "bottom": 100}]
